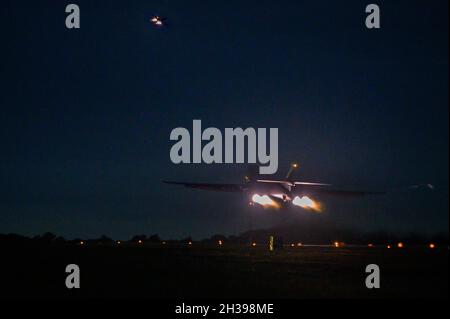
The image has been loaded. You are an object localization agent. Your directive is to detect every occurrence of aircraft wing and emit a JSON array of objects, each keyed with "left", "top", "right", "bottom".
[
  {"left": 302, "top": 183, "right": 434, "bottom": 197},
  {"left": 257, "top": 179, "right": 331, "bottom": 186},
  {"left": 306, "top": 188, "right": 386, "bottom": 197},
  {"left": 163, "top": 181, "right": 246, "bottom": 193},
  {"left": 293, "top": 181, "right": 332, "bottom": 186}
]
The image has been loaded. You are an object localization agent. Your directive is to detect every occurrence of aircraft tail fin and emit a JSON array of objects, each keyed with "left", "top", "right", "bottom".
[{"left": 286, "top": 163, "right": 299, "bottom": 180}]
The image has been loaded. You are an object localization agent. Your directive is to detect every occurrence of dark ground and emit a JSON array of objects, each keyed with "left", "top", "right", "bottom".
[{"left": 1, "top": 243, "right": 448, "bottom": 299}]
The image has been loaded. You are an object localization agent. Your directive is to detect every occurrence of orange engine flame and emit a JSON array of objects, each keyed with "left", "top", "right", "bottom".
[
  {"left": 251, "top": 194, "right": 279, "bottom": 208},
  {"left": 292, "top": 196, "right": 321, "bottom": 212}
]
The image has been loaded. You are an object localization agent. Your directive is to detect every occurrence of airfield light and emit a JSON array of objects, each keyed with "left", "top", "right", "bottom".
[
  {"left": 188, "top": 241, "right": 193, "bottom": 245},
  {"left": 252, "top": 242, "right": 257, "bottom": 247},
  {"left": 291, "top": 243, "right": 295, "bottom": 247},
  {"left": 429, "top": 243, "right": 436, "bottom": 249},
  {"left": 297, "top": 243, "right": 303, "bottom": 247},
  {"left": 292, "top": 163, "right": 298, "bottom": 168},
  {"left": 162, "top": 241, "right": 167, "bottom": 245},
  {"left": 138, "top": 240, "right": 143, "bottom": 244},
  {"left": 80, "top": 241, "right": 84, "bottom": 245},
  {"left": 117, "top": 241, "right": 121, "bottom": 245},
  {"left": 334, "top": 241, "right": 340, "bottom": 248},
  {"left": 218, "top": 240, "right": 223, "bottom": 246},
  {"left": 387, "top": 245, "right": 391, "bottom": 249},
  {"left": 397, "top": 242, "right": 404, "bottom": 249},
  {"left": 368, "top": 244, "right": 373, "bottom": 247}
]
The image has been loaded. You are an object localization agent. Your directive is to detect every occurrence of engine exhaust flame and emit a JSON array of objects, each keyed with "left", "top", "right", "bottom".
[
  {"left": 292, "top": 196, "right": 322, "bottom": 212},
  {"left": 252, "top": 194, "right": 279, "bottom": 208}
]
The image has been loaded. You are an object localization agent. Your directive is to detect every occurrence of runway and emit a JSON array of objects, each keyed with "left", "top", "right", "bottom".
[{"left": 1, "top": 243, "right": 448, "bottom": 299}]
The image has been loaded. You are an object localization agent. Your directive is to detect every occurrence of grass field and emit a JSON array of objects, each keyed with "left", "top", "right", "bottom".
[{"left": 1, "top": 243, "right": 448, "bottom": 299}]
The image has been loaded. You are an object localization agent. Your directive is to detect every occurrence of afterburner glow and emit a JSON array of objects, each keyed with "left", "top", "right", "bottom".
[
  {"left": 292, "top": 196, "right": 321, "bottom": 212},
  {"left": 252, "top": 194, "right": 278, "bottom": 207}
]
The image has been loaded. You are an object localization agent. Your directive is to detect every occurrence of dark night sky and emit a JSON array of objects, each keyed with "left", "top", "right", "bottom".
[{"left": 0, "top": 0, "right": 448, "bottom": 239}]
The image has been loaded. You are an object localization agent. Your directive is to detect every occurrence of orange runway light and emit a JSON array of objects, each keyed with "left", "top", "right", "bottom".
[
  {"left": 429, "top": 243, "right": 436, "bottom": 249},
  {"left": 334, "top": 241, "right": 340, "bottom": 248},
  {"left": 397, "top": 242, "right": 404, "bottom": 248}
]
